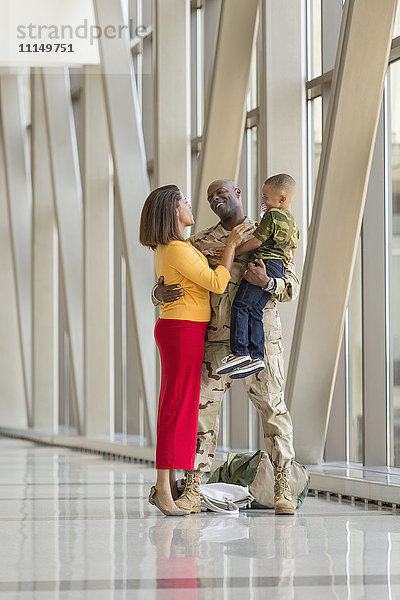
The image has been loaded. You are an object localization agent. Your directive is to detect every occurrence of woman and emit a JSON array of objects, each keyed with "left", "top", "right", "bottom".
[{"left": 139, "top": 184, "right": 253, "bottom": 516}]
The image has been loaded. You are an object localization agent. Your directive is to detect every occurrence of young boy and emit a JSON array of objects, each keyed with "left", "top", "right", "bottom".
[{"left": 216, "top": 173, "right": 299, "bottom": 379}]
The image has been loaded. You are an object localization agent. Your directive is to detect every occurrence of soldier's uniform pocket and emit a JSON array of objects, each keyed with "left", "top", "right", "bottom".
[
  {"left": 264, "top": 338, "right": 284, "bottom": 356},
  {"left": 264, "top": 337, "right": 285, "bottom": 388},
  {"left": 263, "top": 344, "right": 285, "bottom": 390}
]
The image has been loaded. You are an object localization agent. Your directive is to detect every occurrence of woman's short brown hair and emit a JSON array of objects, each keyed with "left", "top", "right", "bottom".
[{"left": 139, "top": 184, "right": 184, "bottom": 250}]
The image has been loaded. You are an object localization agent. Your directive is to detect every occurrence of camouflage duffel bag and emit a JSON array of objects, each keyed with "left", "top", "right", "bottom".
[{"left": 206, "top": 450, "right": 310, "bottom": 509}]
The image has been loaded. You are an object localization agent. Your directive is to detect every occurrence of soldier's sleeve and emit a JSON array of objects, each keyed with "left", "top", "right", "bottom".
[
  {"left": 273, "top": 260, "right": 300, "bottom": 303},
  {"left": 151, "top": 283, "right": 162, "bottom": 307}
]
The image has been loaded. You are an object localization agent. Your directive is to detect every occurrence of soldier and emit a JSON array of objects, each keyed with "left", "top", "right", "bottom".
[{"left": 151, "top": 180, "right": 300, "bottom": 515}]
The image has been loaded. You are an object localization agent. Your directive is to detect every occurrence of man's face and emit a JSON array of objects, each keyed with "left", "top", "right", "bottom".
[{"left": 207, "top": 181, "right": 242, "bottom": 219}]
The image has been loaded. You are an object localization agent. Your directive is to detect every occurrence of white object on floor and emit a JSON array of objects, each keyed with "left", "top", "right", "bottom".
[{"left": 199, "top": 482, "right": 254, "bottom": 514}]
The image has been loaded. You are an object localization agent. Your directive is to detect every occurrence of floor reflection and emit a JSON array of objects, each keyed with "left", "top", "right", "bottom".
[{"left": 0, "top": 437, "right": 400, "bottom": 600}]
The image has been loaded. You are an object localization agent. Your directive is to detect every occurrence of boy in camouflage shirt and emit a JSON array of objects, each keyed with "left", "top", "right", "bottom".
[{"left": 217, "top": 174, "right": 299, "bottom": 379}]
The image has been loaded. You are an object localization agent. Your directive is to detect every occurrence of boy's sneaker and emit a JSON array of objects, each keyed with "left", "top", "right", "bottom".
[
  {"left": 216, "top": 354, "right": 252, "bottom": 375},
  {"left": 229, "top": 358, "right": 265, "bottom": 379}
]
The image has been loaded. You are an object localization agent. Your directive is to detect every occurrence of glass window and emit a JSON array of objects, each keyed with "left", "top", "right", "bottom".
[
  {"left": 195, "top": 6, "right": 204, "bottom": 137},
  {"left": 245, "top": 34, "right": 259, "bottom": 220},
  {"left": 245, "top": 126, "right": 258, "bottom": 220},
  {"left": 246, "top": 40, "right": 258, "bottom": 112},
  {"left": 121, "top": 0, "right": 129, "bottom": 26},
  {"left": 394, "top": 5, "right": 400, "bottom": 39},
  {"left": 134, "top": 0, "right": 143, "bottom": 113},
  {"left": 390, "top": 60, "right": 400, "bottom": 465},
  {"left": 307, "top": 96, "right": 323, "bottom": 224},
  {"left": 307, "top": 0, "right": 322, "bottom": 80},
  {"left": 190, "top": 4, "right": 204, "bottom": 191},
  {"left": 347, "top": 239, "right": 364, "bottom": 463},
  {"left": 58, "top": 315, "right": 76, "bottom": 434}
]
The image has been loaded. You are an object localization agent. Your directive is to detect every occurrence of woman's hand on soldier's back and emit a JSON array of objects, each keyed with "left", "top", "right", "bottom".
[{"left": 155, "top": 276, "right": 185, "bottom": 303}]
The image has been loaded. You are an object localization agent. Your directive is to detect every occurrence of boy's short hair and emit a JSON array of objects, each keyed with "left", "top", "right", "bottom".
[{"left": 264, "top": 173, "right": 296, "bottom": 194}]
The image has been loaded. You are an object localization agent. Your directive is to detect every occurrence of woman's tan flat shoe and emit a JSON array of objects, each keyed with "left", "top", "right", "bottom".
[{"left": 148, "top": 486, "right": 189, "bottom": 516}]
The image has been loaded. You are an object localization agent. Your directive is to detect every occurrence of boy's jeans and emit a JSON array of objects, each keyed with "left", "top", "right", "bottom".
[{"left": 230, "top": 258, "right": 284, "bottom": 360}]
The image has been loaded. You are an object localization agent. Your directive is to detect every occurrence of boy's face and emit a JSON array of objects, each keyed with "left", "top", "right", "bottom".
[
  {"left": 262, "top": 184, "right": 284, "bottom": 209},
  {"left": 261, "top": 183, "right": 296, "bottom": 210}
]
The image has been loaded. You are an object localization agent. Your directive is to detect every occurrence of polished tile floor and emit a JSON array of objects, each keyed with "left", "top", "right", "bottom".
[{"left": 1, "top": 437, "right": 400, "bottom": 599}]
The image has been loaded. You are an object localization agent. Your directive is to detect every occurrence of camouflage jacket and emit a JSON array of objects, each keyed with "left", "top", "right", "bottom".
[{"left": 151, "top": 217, "right": 300, "bottom": 346}]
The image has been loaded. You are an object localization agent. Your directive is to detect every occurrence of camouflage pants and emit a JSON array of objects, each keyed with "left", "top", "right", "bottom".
[{"left": 193, "top": 339, "right": 295, "bottom": 473}]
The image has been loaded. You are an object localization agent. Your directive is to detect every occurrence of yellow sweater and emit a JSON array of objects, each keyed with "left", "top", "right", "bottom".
[{"left": 155, "top": 240, "right": 231, "bottom": 322}]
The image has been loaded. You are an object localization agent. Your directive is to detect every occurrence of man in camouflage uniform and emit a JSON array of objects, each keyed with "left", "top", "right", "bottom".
[{"left": 152, "top": 180, "right": 300, "bottom": 514}]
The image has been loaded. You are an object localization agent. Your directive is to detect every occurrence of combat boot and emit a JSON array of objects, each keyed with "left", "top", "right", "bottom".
[
  {"left": 274, "top": 468, "right": 295, "bottom": 515},
  {"left": 175, "top": 471, "right": 202, "bottom": 514}
]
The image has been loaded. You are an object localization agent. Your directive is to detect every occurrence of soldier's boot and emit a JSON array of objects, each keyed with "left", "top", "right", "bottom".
[
  {"left": 274, "top": 468, "right": 295, "bottom": 516},
  {"left": 175, "top": 471, "right": 202, "bottom": 514}
]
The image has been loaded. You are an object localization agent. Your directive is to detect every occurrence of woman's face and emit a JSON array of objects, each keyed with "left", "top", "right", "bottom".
[{"left": 176, "top": 192, "right": 194, "bottom": 228}]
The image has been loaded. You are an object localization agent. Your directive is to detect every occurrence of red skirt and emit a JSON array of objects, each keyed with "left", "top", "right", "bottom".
[{"left": 154, "top": 318, "right": 208, "bottom": 470}]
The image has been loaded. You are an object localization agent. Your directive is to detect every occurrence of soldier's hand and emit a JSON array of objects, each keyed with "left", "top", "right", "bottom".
[
  {"left": 226, "top": 223, "right": 256, "bottom": 249},
  {"left": 214, "top": 247, "right": 225, "bottom": 260},
  {"left": 243, "top": 259, "right": 270, "bottom": 288},
  {"left": 155, "top": 276, "right": 185, "bottom": 303}
]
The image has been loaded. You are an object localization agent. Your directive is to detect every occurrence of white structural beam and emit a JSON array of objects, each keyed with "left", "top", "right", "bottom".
[
  {"left": 154, "top": 0, "right": 191, "bottom": 192},
  {"left": 31, "top": 71, "right": 59, "bottom": 432},
  {"left": 260, "top": 0, "right": 307, "bottom": 372},
  {"left": 286, "top": 0, "right": 398, "bottom": 464},
  {"left": 0, "top": 116, "right": 28, "bottom": 428},
  {"left": 42, "top": 68, "right": 83, "bottom": 434},
  {"left": 193, "top": 0, "right": 259, "bottom": 230},
  {"left": 0, "top": 75, "right": 32, "bottom": 426},
  {"left": 93, "top": 0, "right": 157, "bottom": 443},
  {"left": 83, "top": 66, "right": 114, "bottom": 438}
]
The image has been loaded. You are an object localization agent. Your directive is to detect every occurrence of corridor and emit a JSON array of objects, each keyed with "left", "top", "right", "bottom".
[{"left": 0, "top": 437, "right": 399, "bottom": 599}]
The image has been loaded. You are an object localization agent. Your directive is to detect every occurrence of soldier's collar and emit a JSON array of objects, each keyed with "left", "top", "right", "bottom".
[{"left": 217, "top": 215, "right": 253, "bottom": 233}]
